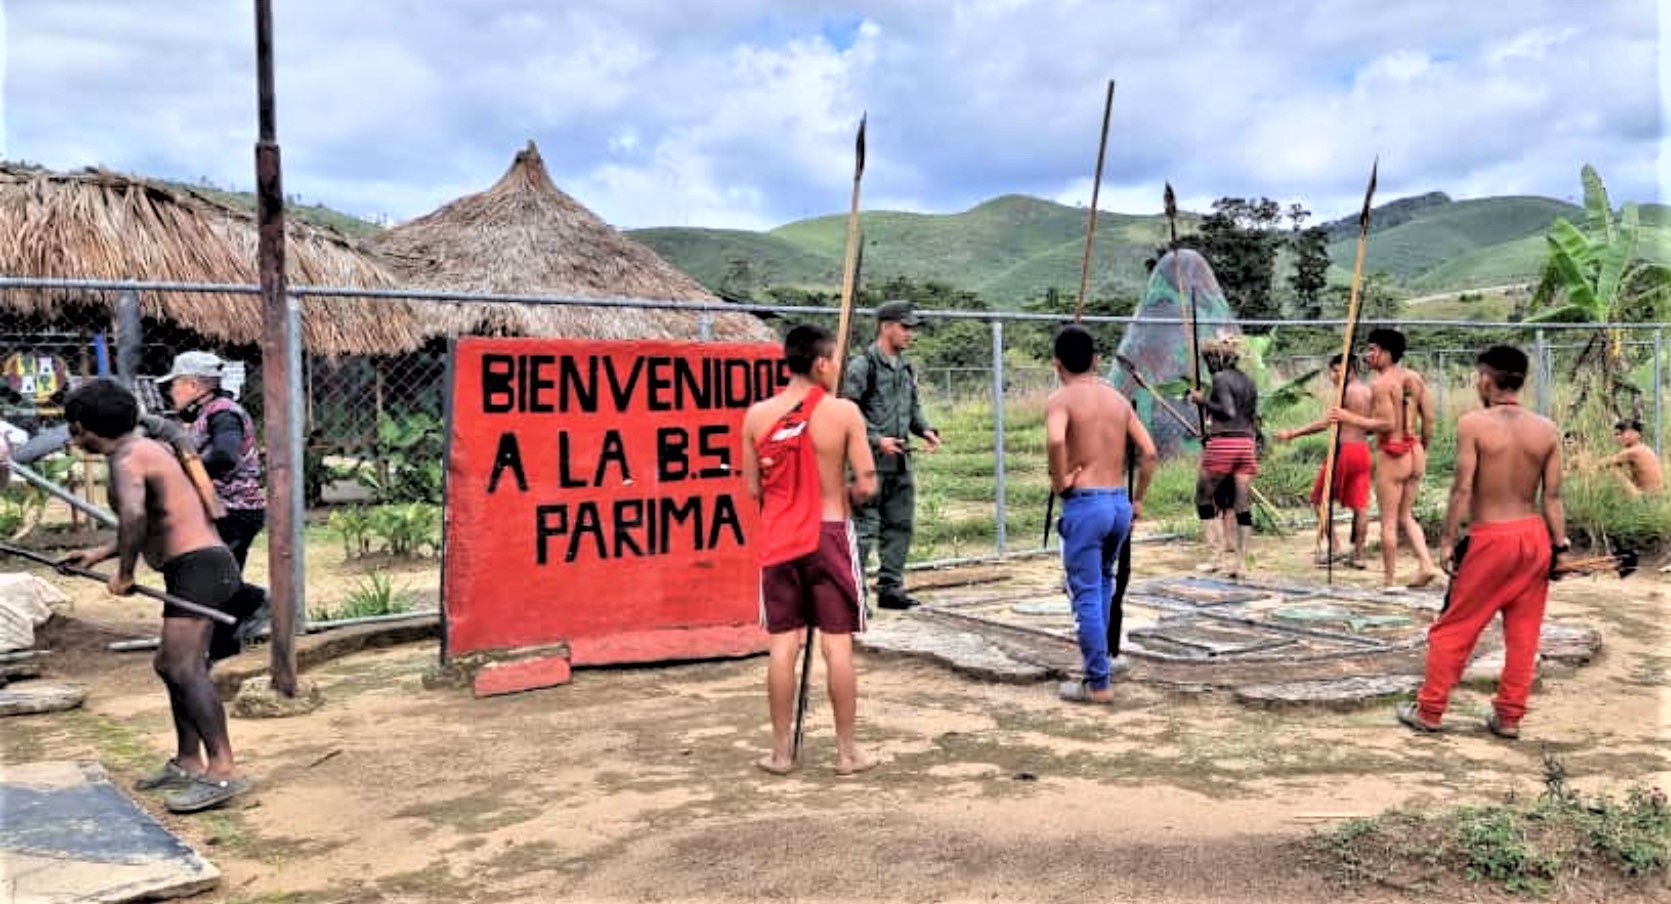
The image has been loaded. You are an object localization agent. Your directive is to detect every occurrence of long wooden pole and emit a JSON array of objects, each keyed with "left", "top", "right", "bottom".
[
  {"left": 1044, "top": 80, "right": 1117, "bottom": 548},
  {"left": 794, "top": 114, "right": 866, "bottom": 764},
  {"left": 1166, "top": 184, "right": 1208, "bottom": 439},
  {"left": 1074, "top": 79, "right": 1116, "bottom": 321},
  {"left": 254, "top": 0, "right": 298, "bottom": 695},
  {"left": 1322, "top": 159, "right": 1379, "bottom": 584}
]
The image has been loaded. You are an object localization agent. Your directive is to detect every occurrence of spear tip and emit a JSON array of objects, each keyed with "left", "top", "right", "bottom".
[
  {"left": 1164, "top": 182, "right": 1177, "bottom": 216},
  {"left": 1358, "top": 158, "right": 1379, "bottom": 230}
]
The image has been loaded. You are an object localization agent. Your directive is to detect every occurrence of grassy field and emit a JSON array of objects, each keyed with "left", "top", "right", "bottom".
[{"left": 907, "top": 375, "right": 1671, "bottom": 564}]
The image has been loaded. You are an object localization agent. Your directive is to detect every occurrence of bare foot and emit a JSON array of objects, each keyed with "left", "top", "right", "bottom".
[
  {"left": 1406, "top": 570, "right": 1440, "bottom": 589},
  {"left": 834, "top": 752, "right": 877, "bottom": 777},
  {"left": 755, "top": 754, "right": 795, "bottom": 776}
]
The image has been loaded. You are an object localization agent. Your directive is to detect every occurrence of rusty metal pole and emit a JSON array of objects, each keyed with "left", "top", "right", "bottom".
[{"left": 255, "top": 0, "right": 298, "bottom": 695}]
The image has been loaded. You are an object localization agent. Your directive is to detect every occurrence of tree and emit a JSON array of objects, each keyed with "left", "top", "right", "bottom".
[
  {"left": 1528, "top": 164, "right": 1671, "bottom": 418},
  {"left": 1287, "top": 225, "right": 1331, "bottom": 322},
  {"left": 1192, "top": 196, "right": 1286, "bottom": 329}
]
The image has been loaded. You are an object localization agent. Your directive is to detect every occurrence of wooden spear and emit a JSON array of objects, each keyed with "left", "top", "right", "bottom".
[
  {"left": 1044, "top": 79, "right": 1116, "bottom": 548},
  {"left": 1322, "top": 159, "right": 1379, "bottom": 585},
  {"left": 794, "top": 113, "right": 866, "bottom": 763}
]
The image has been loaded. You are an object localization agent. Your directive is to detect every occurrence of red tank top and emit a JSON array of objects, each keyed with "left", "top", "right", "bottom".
[{"left": 754, "top": 386, "right": 826, "bottom": 567}]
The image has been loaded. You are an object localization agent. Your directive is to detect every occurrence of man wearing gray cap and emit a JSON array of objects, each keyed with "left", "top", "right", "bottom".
[
  {"left": 842, "top": 300, "right": 941, "bottom": 610},
  {"left": 159, "top": 351, "right": 269, "bottom": 658}
]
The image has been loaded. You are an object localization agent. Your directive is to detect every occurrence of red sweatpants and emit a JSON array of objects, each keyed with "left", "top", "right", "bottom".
[{"left": 1416, "top": 517, "right": 1551, "bottom": 725}]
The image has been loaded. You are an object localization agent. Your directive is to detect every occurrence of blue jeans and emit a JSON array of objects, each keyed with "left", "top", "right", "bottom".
[{"left": 1057, "top": 488, "right": 1133, "bottom": 691}]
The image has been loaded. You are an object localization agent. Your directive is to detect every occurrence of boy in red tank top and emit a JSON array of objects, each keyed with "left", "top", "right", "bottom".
[{"left": 742, "top": 324, "right": 878, "bottom": 776}]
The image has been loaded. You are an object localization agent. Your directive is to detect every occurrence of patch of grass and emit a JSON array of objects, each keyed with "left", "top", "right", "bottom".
[
  {"left": 1310, "top": 755, "right": 1671, "bottom": 896},
  {"left": 309, "top": 571, "right": 414, "bottom": 622}
]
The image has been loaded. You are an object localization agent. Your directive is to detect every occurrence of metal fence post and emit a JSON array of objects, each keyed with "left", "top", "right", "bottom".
[
  {"left": 1435, "top": 352, "right": 1446, "bottom": 416},
  {"left": 115, "top": 290, "right": 142, "bottom": 388},
  {"left": 1534, "top": 330, "right": 1550, "bottom": 416},
  {"left": 991, "top": 320, "right": 1007, "bottom": 554},
  {"left": 287, "top": 292, "right": 309, "bottom": 632},
  {"left": 697, "top": 312, "right": 713, "bottom": 342},
  {"left": 1656, "top": 328, "right": 1665, "bottom": 455}
]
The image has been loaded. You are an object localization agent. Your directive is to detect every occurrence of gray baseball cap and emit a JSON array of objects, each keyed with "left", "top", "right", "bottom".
[
  {"left": 157, "top": 350, "right": 225, "bottom": 384},
  {"left": 875, "top": 299, "right": 924, "bottom": 326}
]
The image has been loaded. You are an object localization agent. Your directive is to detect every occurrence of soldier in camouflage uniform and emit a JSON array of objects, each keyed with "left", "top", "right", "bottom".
[{"left": 842, "top": 300, "right": 941, "bottom": 609}]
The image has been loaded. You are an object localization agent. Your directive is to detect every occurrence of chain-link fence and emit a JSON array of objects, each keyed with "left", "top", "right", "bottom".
[{"left": 4, "top": 277, "right": 1668, "bottom": 615}]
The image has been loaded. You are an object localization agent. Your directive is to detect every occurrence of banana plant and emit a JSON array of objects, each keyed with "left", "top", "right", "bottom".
[{"left": 1528, "top": 165, "right": 1671, "bottom": 418}]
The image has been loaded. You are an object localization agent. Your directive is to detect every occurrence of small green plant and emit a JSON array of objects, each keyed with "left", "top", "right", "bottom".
[
  {"left": 367, "top": 503, "right": 441, "bottom": 558},
  {"left": 328, "top": 506, "right": 374, "bottom": 559},
  {"left": 1452, "top": 805, "right": 1560, "bottom": 894},
  {"left": 309, "top": 572, "right": 413, "bottom": 622}
]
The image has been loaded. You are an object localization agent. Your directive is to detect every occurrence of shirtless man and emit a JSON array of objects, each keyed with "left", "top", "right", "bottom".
[
  {"left": 1398, "top": 345, "right": 1569, "bottom": 738},
  {"left": 1277, "top": 353, "right": 1374, "bottom": 568},
  {"left": 1188, "top": 338, "right": 1258, "bottom": 578},
  {"left": 60, "top": 379, "right": 251, "bottom": 812},
  {"left": 1605, "top": 419, "right": 1664, "bottom": 496},
  {"left": 1329, "top": 328, "right": 1440, "bottom": 590},
  {"left": 742, "top": 324, "right": 878, "bottom": 776},
  {"left": 1047, "top": 325, "right": 1158, "bottom": 704}
]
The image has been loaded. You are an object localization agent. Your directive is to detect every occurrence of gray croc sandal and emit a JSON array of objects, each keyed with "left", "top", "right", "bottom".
[
  {"left": 1485, "top": 711, "right": 1521, "bottom": 740},
  {"left": 134, "top": 759, "right": 198, "bottom": 792},
  {"left": 1396, "top": 702, "right": 1442, "bottom": 733},
  {"left": 165, "top": 776, "right": 252, "bottom": 814},
  {"left": 1058, "top": 681, "right": 1113, "bottom": 705}
]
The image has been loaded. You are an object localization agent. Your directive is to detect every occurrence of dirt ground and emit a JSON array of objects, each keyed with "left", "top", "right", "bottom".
[{"left": 4, "top": 534, "right": 1669, "bottom": 904}]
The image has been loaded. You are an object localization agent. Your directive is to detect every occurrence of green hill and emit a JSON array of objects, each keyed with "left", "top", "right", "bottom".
[
  {"left": 1326, "top": 196, "right": 1581, "bottom": 284},
  {"left": 627, "top": 227, "right": 838, "bottom": 289},
  {"left": 634, "top": 192, "right": 1641, "bottom": 305}
]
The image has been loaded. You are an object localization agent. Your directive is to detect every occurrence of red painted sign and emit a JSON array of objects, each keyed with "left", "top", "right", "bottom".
[{"left": 442, "top": 338, "right": 788, "bottom": 666}]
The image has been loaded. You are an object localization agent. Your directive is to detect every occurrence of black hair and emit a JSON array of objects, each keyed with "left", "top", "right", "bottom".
[
  {"left": 1615, "top": 419, "right": 1644, "bottom": 433},
  {"left": 1053, "top": 324, "right": 1096, "bottom": 375},
  {"left": 1475, "top": 345, "right": 1529, "bottom": 391},
  {"left": 65, "top": 378, "right": 140, "bottom": 439},
  {"left": 1366, "top": 328, "right": 1406, "bottom": 362},
  {"left": 783, "top": 323, "right": 835, "bottom": 376},
  {"left": 1329, "top": 352, "right": 1356, "bottom": 372}
]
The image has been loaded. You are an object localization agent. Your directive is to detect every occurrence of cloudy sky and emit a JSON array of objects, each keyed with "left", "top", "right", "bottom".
[{"left": 1, "top": 1, "right": 1665, "bottom": 231}]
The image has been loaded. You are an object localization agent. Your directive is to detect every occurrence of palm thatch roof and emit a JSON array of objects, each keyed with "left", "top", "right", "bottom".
[
  {"left": 0, "top": 164, "right": 428, "bottom": 355},
  {"left": 365, "top": 142, "right": 774, "bottom": 342}
]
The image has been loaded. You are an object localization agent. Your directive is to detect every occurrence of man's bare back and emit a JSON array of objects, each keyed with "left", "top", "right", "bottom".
[
  {"left": 1454, "top": 407, "right": 1560, "bottom": 524},
  {"left": 1369, "top": 366, "right": 1432, "bottom": 448},
  {"left": 742, "top": 387, "right": 876, "bottom": 520},
  {"left": 1339, "top": 382, "right": 1373, "bottom": 442},
  {"left": 109, "top": 437, "right": 225, "bottom": 570},
  {"left": 1046, "top": 380, "right": 1145, "bottom": 492}
]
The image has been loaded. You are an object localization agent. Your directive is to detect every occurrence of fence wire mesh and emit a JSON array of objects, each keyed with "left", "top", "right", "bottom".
[{"left": 3, "top": 279, "right": 1668, "bottom": 611}]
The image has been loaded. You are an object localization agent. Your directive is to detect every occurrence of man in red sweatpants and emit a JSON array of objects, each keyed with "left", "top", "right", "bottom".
[{"left": 1399, "top": 345, "right": 1570, "bottom": 739}]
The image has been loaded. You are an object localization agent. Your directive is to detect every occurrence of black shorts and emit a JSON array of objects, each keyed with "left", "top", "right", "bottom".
[{"left": 160, "top": 547, "right": 241, "bottom": 620}]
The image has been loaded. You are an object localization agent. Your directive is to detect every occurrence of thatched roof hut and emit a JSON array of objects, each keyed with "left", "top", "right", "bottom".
[
  {"left": 365, "top": 142, "right": 774, "bottom": 342},
  {"left": 0, "top": 164, "right": 427, "bottom": 355}
]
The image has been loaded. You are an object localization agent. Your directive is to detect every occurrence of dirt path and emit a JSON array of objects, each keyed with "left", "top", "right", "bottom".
[{"left": 5, "top": 533, "right": 1668, "bottom": 903}]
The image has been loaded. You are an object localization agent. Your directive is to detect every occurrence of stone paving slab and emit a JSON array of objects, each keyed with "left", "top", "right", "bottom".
[
  {"left": 0, "top": 761, "right": 220, "bottom": 903},
  {"left": 0, "top": 682, "right": 86, "bottom": 717},
  {"left": 858, "top": 615, "right": 1052, "bottom": 683}
]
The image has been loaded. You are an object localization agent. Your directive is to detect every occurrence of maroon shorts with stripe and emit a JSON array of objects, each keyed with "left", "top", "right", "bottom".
[
  {"left": 1202, "top": 435, "right": 1259, "bottom": 477},
  {"left": 760, "top": 521, "right": 864, "bottom": 635}
]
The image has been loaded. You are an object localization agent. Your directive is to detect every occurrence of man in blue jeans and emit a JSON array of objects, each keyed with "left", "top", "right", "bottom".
[{"left": 1046, "top": 326, "right": 1158, "bottom": 703}]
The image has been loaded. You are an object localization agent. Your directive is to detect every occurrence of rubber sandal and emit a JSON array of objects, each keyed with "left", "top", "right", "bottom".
[
  {"left": 1396, "top": 702, "right": 1442, "bottom": 733},
  {"left": 134, "top": 759, "right": 198, "bottom": 792},
  {"left": 164, "top": 775, "right": 252, "bottom": 814},
  {"left": 1058, "top": 680, "right": 1113, "bottom": 705},
  {"left": 1485, "top": 712, "right": 1521, "bottom": 740}
]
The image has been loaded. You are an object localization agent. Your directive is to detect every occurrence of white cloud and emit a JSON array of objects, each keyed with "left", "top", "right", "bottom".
[{"left": 1, "top": 0, "right": 1663, "bottom": 234}]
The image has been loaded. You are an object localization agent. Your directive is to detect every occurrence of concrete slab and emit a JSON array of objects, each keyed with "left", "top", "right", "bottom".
[
  {"left": 858, "top": 616, "right": 1052, "bottom": 683},
  {"left": 0, "top": 682, "right": 86, "bottom": 717},
  {"left": 0, "top": 761, "right": 220, "bottom": 903}
]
